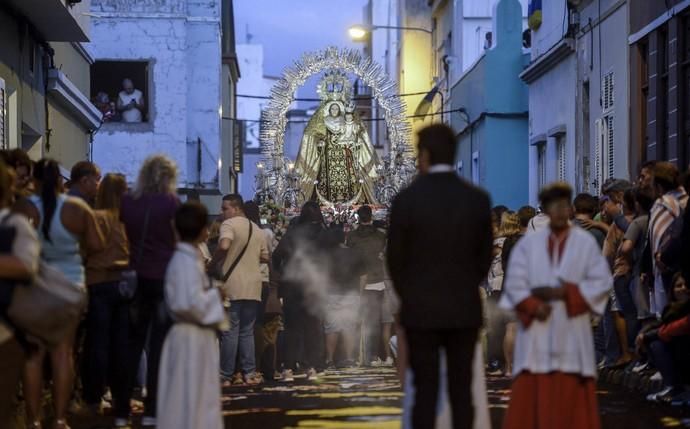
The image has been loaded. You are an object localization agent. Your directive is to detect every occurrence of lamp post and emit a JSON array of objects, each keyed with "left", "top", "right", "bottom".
[{"left": 348, "top": 24, "right": 432, "bottom": 41}]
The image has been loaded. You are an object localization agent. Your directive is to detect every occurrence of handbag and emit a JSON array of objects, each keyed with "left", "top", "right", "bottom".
[
  {"left": 0, "top": 213, "right": 86, "bottom": 347},
  {"left": 119, "top": 204, "right": 152, "bottom": 300},
  {"left": 8, "top": 260, "right": 86, "bottom": 347}
]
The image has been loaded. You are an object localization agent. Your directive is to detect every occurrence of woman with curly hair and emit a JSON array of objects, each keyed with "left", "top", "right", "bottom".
[{"left": 120, "top": 155, "right": 180, "bottom": 427}]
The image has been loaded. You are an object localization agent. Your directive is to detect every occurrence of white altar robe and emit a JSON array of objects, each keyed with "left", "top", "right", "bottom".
[
  {"left": 499, "top": 227, "right": 612, "bottom": 378},
  {"left": 157, "top": 243, "right": 226, "bottom": 429}
]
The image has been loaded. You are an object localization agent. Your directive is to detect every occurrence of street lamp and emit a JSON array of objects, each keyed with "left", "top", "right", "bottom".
[{"left": 348, "top": 24, "right": 432, "bottom": 41}]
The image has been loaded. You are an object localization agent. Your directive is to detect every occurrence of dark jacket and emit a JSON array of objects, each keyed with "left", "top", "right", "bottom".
[
  {"left": 386, "top": 172, "right": 493, "bottom": 330},
  {"left": 328, "top": 244, "right": 366, "bottom": 295},
  {"left": 347, "top": 224, "right": 387, "bottom": 284},
  {"left": 272, "top": 221, "right": 327, "bottom": 299}
]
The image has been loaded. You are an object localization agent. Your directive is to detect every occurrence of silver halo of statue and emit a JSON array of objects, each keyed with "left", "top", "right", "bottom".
[{"left": 253, "top": 47, "right": 416, "bottom": 222}]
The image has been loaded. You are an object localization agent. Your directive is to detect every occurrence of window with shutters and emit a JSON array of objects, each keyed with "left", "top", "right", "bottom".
[
  {"left": 603, "top": 71, "right": 614, "bottom": 113},
  {"left": 594, "top": 118, "right": 604, "bottom": 194},
  {"left": 604, "top": 115, "right": 615, "bottom": 180},
  {"left": 556, "top": 135, "right": 566, "bottom": 182},
  {"left": 0, "top": 78, "right": 6, "bottom": 150},
  {"left": 537, "top": 143, "right": 547, "bottom": 191},
  {"left": 600, "top": 70, "right": 615, "bottom": 185}
]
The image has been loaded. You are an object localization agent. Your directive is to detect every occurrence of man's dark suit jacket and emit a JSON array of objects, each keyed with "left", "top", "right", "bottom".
[{"left": 386, "top": 171, "right": 493, "bottom": 330}]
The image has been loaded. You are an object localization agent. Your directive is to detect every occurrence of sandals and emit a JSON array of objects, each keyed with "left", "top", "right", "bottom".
[{"left": 54, "top": 420, "right": 71, "bottom": 429}]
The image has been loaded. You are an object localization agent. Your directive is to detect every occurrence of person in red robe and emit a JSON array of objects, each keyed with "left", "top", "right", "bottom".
[{"left": 499, "top": 182, "right": 613, "bottom": 429}]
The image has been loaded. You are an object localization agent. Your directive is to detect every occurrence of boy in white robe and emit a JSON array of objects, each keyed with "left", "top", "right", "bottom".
[
  {"left": 157, "top": 202, "right": 227, "bottom": 429},
  {"left": 499, "top": 183, "right": 612, "bottom": 429}
]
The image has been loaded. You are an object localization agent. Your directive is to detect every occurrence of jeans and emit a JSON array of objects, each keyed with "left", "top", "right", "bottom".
[
  {"left": 81, "top": 281, "right": 130, "bottom": 417},
  {"left": 613, "top": 275, "right": 641, "bottom": 348},
  {"left": 127, "top": 277, "right": 171, "bottom": 418},
  {"left": 648, "top": 338, "right": 690, "bottom": 388},
  {"left": 600, "top": 301, "right": 620, "bottom": 365},
  {"left": 219, "top": 300, "right": 258, "bottom": 377}
]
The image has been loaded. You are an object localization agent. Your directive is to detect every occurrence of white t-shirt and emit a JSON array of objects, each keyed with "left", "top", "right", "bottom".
[{"left": 118, "top": 89, "right": 143, "bottom": 123}]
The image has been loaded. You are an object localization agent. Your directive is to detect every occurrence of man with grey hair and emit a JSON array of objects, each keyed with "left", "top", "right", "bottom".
[{"left": 117, "top": 78, "right": 145, "bottom": 123}]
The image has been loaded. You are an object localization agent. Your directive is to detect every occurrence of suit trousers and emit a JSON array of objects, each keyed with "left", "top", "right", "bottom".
[{"left": 406, "top": 327, "right": 478, "bottom": 429}]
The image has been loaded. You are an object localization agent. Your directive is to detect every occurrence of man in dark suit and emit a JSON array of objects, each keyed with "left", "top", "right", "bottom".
[{"left": 387, "top": 124, "right": 493, "bottom": 429}]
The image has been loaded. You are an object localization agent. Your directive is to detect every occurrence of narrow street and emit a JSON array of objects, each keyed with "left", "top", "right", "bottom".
[{"left": 71, "top": 368, "right": 690, "bottom": 429}]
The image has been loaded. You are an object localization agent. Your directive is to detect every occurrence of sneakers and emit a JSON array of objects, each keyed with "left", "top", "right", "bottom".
[
  {"left": 141, "top": 416, "right": 156, "bottom": 427},
  {"left": 113, "top": 417, "right": 131, "bottom": 428},
  {"left": 370, "top": 357, "right": 384, "bottom": 367},
  {"left": 244, "top": 372, "right": 264, "bottom": 385},
  {"left": 281, "top": 369, "right": 295, "bottom": 382},
  {"left": 232, "top": 372, "right": 245, "bottom": 385},
  {"left": 273, "top": 370, "right": 283, "bottom": 381},
  {"left": 650, "top": 371, "right": 663, "bottom": 382},
  {"left": 382, "top": 356, "right": 394, "bottom": 366},
  {"left": 658, "top": 387, "right": 687, "bottom": 405},
  {"left": 646, "top": 386, "right": 673, "bottom": 402},
  {"left": 307, "top": 368, "right": 318, "bottom": 381},
  {"left": 486, "top": 360, "right": 503, "bottom": 376},
  {"left": 631, "top": 361, "right": 649, "bottom": 374},
  {"left": 54, "top": 420, "right": 71, "bottom": 429}
]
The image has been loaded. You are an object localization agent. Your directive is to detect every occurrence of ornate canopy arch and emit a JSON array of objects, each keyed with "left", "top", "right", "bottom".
[{"left": 259, "top": 47, "right": 412, "bottom": 171}]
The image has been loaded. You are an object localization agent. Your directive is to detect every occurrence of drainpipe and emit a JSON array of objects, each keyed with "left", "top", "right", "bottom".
[
  {"left": 43, "top": 44, "right": 55, "bottom": 153},
  {"left": 197, "top": 137, "right": 202, "bottom": 187}
]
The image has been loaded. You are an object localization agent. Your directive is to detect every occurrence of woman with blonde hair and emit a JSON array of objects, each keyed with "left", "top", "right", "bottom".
[
  {"left": 81, "top": 174, "right": 132, "bottom": 427},
  {"left": 498, "top": 212, "right": 521, "bottom": 238},
  {"left": 120, "top": 155, "right": 180, "bottom": 427}
]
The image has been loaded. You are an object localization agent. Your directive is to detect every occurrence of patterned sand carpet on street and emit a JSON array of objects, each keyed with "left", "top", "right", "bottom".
[
  {"left": 223, "top": 367, "right": 402, "bottom": 428},
  {"left": 70, "top": 369, "right": 690, "bottom": 428}
]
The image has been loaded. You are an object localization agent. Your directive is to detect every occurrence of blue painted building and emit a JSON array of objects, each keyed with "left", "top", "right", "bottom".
[{"left": 450, "top": 0, "right": 529, "bottom": 210}]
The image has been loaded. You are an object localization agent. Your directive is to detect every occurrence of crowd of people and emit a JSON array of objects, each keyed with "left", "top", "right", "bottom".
[
  {"left": 1, "top": 121, "right": 690, "bottom": 429},
  {"left": 481, "top": 159, "right": 690, "bottom": 413},
  {"left": 0, "top": 147, "right": 397, "bottom": 429}
]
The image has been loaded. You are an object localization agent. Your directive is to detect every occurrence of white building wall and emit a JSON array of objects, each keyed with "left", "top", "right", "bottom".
[
  {"left": 236, "top": 44, "right": 275, "bottom": 201},
  {"left": 527, "top": 57, "right": 577, "bottom": 205},
  {"left": 88, "top": 0, "right": 222, "bottom": 188},
  {"left": 459, "top": 0, "right": 528, "bottom": 74},
  {"left": 576, "top": 0, "right": 630, "bottom": 191},
  {"left": 185, "top": 14, "right": 222, "bottom": 186},
  {"left": 368, "top": 0, "right": 400, "bottom": 151},
  {"left": 88, "top": 18, "right": 190, "bottom": 183}
]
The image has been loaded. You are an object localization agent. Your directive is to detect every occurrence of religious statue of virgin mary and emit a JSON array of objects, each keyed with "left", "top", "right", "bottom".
[{"left": 294, "top": 70, "right": 379, "bottom": 205}]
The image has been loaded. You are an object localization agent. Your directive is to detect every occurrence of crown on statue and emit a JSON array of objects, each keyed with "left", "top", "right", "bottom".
[
  {"left": 316, "top": 69, "right": 352, "bottom": 103},
  {"left": 345, "top": 101, "right": 356, "bottom": 114}
]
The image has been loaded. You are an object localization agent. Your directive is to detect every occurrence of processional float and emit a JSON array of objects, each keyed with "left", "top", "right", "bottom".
[{"left": 254, "top": 47, "right": 416, "bottom": 213}]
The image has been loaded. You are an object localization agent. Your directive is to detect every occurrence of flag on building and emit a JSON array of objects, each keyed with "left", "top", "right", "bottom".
[{"left": 528, "top": 0, "right": 542, "bottom": 31}]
